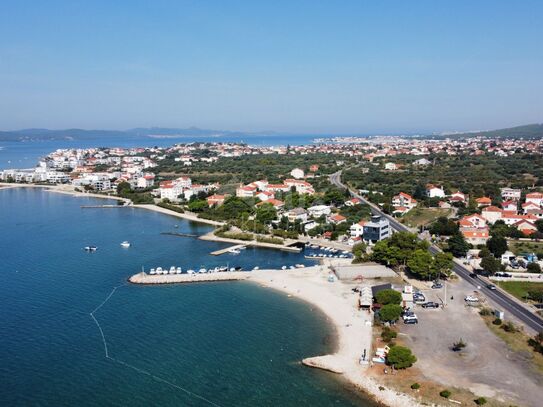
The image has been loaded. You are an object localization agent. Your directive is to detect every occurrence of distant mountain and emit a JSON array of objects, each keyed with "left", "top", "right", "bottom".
[{"left": 446, "top": 123, "right": 543, "bottom": 139}]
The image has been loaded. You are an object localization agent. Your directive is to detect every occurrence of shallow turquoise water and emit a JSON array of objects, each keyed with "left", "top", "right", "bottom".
[{"left": 0, "top": 188, "right": 374, "bottom": 406}]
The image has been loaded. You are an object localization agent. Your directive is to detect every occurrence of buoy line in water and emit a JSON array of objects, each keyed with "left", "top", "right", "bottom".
[{"left": 90, "top": 284, "right": 223, "bottom": 407}]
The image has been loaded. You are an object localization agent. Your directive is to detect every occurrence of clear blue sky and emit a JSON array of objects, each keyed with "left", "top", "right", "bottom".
[{"left": 0, "top": 1, "right": 541, "bottom": 134}]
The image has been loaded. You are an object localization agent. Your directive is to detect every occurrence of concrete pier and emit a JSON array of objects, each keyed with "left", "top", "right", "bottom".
[
  {"left": 210, "top": 244, "right": 247, "bottom": 256},
  {"left": 129, "top": 271, "right": 250, "bottom": 284}
]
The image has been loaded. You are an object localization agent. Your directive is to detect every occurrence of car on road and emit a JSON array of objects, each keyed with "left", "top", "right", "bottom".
[
  {"left": 469, "top": 273, "right": 478, "bottom": 278},
  {"left": 464, "top": 295, "right": 479, "bottom": 302},
  {"left": 487, "top": 284, "right": 497, "bottom": 290},
  {"left": 421, "top": 302, "right": 440, "bottom": 309},
  {"left": 431, "top": 282, "right": 443, "bottom": 289}
]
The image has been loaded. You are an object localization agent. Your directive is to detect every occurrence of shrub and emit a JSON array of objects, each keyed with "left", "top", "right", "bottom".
[
  {"left": 452, "top": 339, "right": 467, "bottom": 352},
  {"left": 256, "top": 236, "right": 284, "bottom": 245},
  {"left": 381, "top": 327, "right": 397, "bottom": 343},
  {"left": 440, "top": 390, "right": 451, "bottom": 399},
  {"left": 157, "top": 202, "right": 184, "bottom": 214},
  {"left": 502, "top": 321, "right": 518, "bottom": 333},
  {"left": 386, "top": 345, "right": 417, "bottom": 369},
  {"left": 410, "top": 383, "right": 420, "bottom": 390},
  {"left": 479, "top": 307, "right": 492, "bottom": 316},
  {"left": 475, "top": 396, "right": 487, "bottom": 405},
  {"left": 492, "top": 318, "right": 502, "bottom": 326}
]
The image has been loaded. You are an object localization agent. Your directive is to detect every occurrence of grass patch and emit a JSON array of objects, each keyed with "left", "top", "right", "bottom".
[
  {"left": 508, "top": 240, "right": 543, "bottom": 256},
  {"left": 496, "top": 281, "right": 543, "bottom": 303},
  {"left": 256, "top": 236, "right": 284, "bottom": 245},
  {"left": 481, "top": 314, "right": 543, "bottom": 375},
  {"left": 401, "top": 207, "right": 451, "bottom": 228}
]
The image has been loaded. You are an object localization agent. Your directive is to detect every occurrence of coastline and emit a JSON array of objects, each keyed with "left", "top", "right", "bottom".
[
  {"left": 247, "top": 266, "right": 426, "bottom": 407},
  {"left": 4, "top": 183, "right": 422, "bottom": 406},
  {"left": 128, "top": 264, "right": 425, "bottom": 407}
]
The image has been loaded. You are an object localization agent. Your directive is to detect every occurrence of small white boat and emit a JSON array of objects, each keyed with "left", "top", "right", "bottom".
[
  {"left": 219, "top": 266, "right": 228, "bottom": 272},
  {"left": 230, "top": 267, "right": 236, "bottom": 272},
  {"left": 169, "top": 266, "right": 176, "bottom": 274},
  {"left": 253, "top": 266, "right": 260, "bottom": 270},
  {"left": 187, "top": 269, "right": 195, "bottom": 275},
  {"left": 228, "top": 248, "right": 240, "bottom": 254},
  {"left": 84, "top": 246, "right": 98, "bottom": 252},
  {"left": 156, "top": 267, "right": 163, "bottom": 274},
  {"left": 199, "top": 268, "right": 207, "bottom": 273},
  {"left": 289, "top": 266, "right": 295, "bottom": 269},
  {"left": 295, "top": 264, "right": 305, "bottom": 268},
  {"left": 281, "top": 266, "right": 287, "bottom": 270},
  {"left": 176, "top": 267, "right": 182, "bottom": 274},
  {"left": 150, "top": 268, "right": 156, "bottom": 275},
  {"left": 120, "top": 241, "right": 131, "bottom": 248}
]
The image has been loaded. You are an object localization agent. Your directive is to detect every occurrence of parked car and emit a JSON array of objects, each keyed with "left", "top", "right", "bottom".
[
  {"left": 464, "top": 295, "right": 479, "bottom": 302},
  {"left": 486, "top": 284, "right": 497, "bottom": 290},
  {"left": 403, "top": 313, "right": 418, "bottom": 321},
  {"left": 431, "top": 282, "right": 443, "bottom": 289},
  {"left": 404, "top": 317, "right": 418, "bottom": 324},
  {"left": 421, "top": 302, "right": 440, "bottom": 309}
]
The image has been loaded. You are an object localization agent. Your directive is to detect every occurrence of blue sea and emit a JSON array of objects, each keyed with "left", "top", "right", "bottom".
[
  {"left": 0, "top": 188, "right": 374, "bottom": 406},
  {"left": 0, "top": 133, "right": 320, "bottom": 170}
]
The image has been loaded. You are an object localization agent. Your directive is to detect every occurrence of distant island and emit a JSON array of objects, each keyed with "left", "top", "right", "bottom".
[{"left": 1, "top": 123, "right": 542, "bottom": 142}]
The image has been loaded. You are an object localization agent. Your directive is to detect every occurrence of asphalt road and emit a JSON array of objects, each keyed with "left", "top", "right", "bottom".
[{"left": 330, "top": 170, "right": 543, "bottom": 332}]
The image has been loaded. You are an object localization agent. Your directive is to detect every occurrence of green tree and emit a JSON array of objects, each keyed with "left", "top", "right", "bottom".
[
  {"left": 480, "top": 255, "right": 501, "bottom": 275},
  {"left": 379, "top": 304, "right": 403, "bottom": 322},
  {"left": 486, "top": 235, "right": 508, "bottom": 257},
  {"left": 535, "top": 219, "right": 543, "bottom": 233},
  {"left": 386, "top": 345, "right": 417, "bottom": 369},
  {"left": 352, "top": 242, "right": 367, "bottom": 262},
  {"left": 376, "top": 289, "right": 402, "bottom": 305},
  {"left": 407, "top": 249, "right": 434, "bottom": 279},
  {"left": 432, "top": 252, "right": 454, "bottom": 278},
  {"left": 255, "top": 203, "right": 277, "bottom": 224},
  {"left": 188, "top": 199, "right": 208, "bottom": 212},
  {"left": 446, "top": 232, "right": 470, "bottom": 257},
  {"left": 116, "top": 181, "right": 131, "bottom": 195}
]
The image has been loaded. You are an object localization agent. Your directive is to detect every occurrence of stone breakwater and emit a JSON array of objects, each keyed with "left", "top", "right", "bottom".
[{"left": 128, "top": 271, "right": 250, "bottom": 284}]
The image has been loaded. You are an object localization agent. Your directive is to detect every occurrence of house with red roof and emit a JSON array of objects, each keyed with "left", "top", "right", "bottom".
[
  {"left": 461, "top": 228, "right": 490, "bottom": 245},
  {"left": 207, "top": 194, "right": 228, "bottom": 207},
  {"left": 392, "top": 192, "right": 417, "bottom": 211},
  {"left": 514, "top": 219, "right": 537, "bottom": 236},
  {"left": 328, "top": 214, "right": 347, "bottom": 224},
  {"left": 345, "top": 197, "right": 362, "bottom": 206},
  {"left": 502, "top": 213, "right": 538, "bottom": 226},
  {"left": 350, "top": 220, "right": 366, "bottom": 237},
  {"left": 458, "top": 214, "right": 487, "bottom": 229},
  {"left": 481, "top": 206, "right": 503, "bottom": 224},
  {"left": 475, "top": 197, "right": 492, "bottom": 207},
  {"left": 526, "top": 192, "right": 543, "bottom": 207},
  {"left": 522, "top": 201, "right": 540, "bottom": 214},
  {"left": 501, "top": 200, "right": 518, "bottom": 212}
]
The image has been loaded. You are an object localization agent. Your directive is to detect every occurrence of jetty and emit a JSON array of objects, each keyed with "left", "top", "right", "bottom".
[
  {"left": 210, "top": 244, "right": 246, "bottom": 256},
  {"left": 129, "top": 271, "right": 250, "bottom": 284},
  {"left": 160, "top": 232, "right": 198, "bottom": 238}
]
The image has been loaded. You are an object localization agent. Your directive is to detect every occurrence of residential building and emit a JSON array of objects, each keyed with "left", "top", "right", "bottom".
[
  {"left": 481, "top": 206, "right": 503, "bottom": 224},
  {"left": 526, "top": 192, "right": 543, "bottom": 208},
  {"left": 500, "top": 187, "right": 522, "bottom": 201},
  {"left": 308, "top": 205, "right": 331, "bottom": 217},
  {"left": 363, "top": 215, "right": 390, "bottom": 243},
  {"left": 350, "top": 221, "right": 366, "bottom": 238},
  {"left": 290, "top": 168, "right": 305, "bottom": 179},
  {"left": 475, "top": 197, "right": 492, "bottom": 207},
  {"left": 426, "top": 184, "right": 445, "bottom": 198}
]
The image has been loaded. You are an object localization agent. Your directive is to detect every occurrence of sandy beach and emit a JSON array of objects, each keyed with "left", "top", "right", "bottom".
[{"left": 128, "top": 263, "right": 426, "bottom": 407}]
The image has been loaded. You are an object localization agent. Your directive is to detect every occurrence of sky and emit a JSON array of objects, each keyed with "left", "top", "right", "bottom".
[{"left": 0, "top": 1, "right": 542, "bottom": 134}]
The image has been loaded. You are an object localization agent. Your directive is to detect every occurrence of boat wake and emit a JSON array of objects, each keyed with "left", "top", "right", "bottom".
[{"left": 89, "top": 284, "right": 222, "bottom": 407}]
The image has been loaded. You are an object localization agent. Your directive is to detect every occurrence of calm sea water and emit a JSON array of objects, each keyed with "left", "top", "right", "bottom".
[
  {"left": 0, "top": 188, "right": 374, "bottom": 406},
  {"left": 0, "top": 133, "right": 320, "bottom": 169}
]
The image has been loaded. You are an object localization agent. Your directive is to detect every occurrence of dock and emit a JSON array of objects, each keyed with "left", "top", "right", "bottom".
[
  {"left": 81, "top": 204, "right": 127, "bottom": 208},
  {"left": 129, "top": 271, "right": 250, "bottom": 284},
  {"left": 160, "top": 232, "right": 198, "bottom": 238},
  {"left": 210, "top": 244, "right": 247, "bottom": 256}
]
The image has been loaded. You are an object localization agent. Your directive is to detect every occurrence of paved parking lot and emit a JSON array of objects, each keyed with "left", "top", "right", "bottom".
[{"left": 400, "top": 278, "right": 542, "bottom": 406}]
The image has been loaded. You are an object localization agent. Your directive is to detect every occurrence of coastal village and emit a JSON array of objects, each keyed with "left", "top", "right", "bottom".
[{"left": 2, "top": 136, "right": 543, "bottom": 407}]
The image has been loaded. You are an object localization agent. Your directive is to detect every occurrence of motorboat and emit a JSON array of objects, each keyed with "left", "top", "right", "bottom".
[
  {"left": 84, "top": 246, "right": 98, "bottom": 252},
  {"left": 187, "top": 269, "right": 195, "bottom": 275},
  {"left": 281, "top": 266, "right": 287, "bottom": 270},
  {"left": 228, "top": 248, "right": 240, "bottom": 255},
  {"left": 229, "top": 267, "right": 236, "bottom": 272},
  {"left": 253, "top": 266, "right": 260, "bottom": 270},
  {"left": 120, "top": 241, "right": 131, "bottom": 248},
  {"left": 150, "top": 268, "right": 156, "bottom": 275},
  {"left": 234, "top": 266, "right": 242, "bottom": 271},
  {"left": 169, "top": 266, "right": 176, "bottom": 274},
  {"left": 176, "top": 267, "right": 182, "bottom": 274},
  {"left": 156, "top": 267, "right": 163, "bottom": 274},
  {"left": 219, "top": 266, "right": 228, "bottom": 272},
  {"left": 199, "top": 268, "right": 207, "bottom": 273}
]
